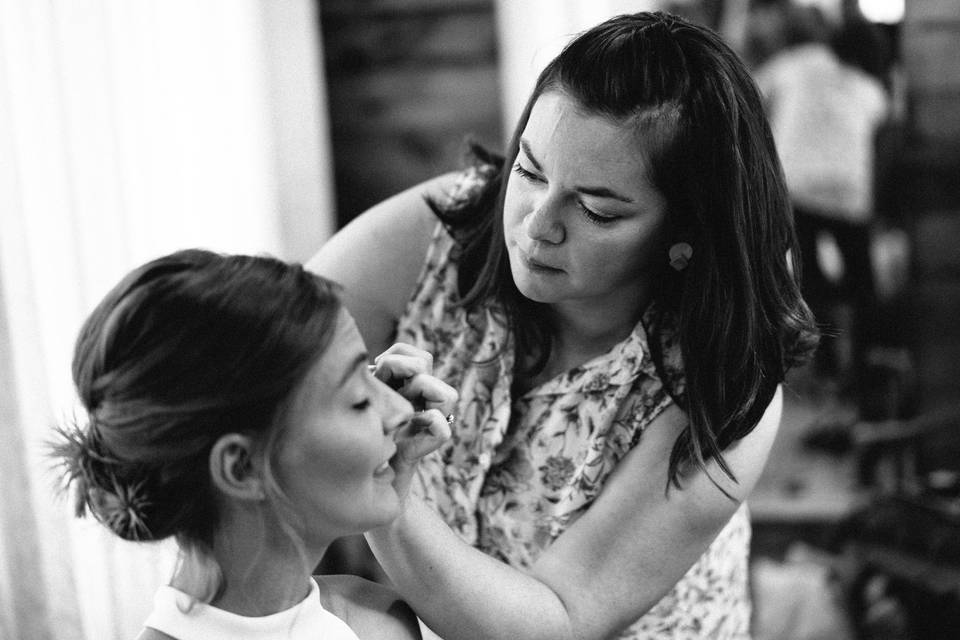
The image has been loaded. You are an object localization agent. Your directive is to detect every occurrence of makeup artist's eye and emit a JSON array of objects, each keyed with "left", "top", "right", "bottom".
[
  {"left": 512, "top": 162, "right": 544, "bottom": 183},
  {"left": 579, "top": 202, "right": 618, "bottom": 226}
]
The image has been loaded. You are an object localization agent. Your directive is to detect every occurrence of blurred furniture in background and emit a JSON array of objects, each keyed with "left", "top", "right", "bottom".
[
  {"left": 843, "top": 406, "right": 960, "bottom": 640},
  {"left": 753, "top": 1, "right": 960, "bottom": 637},
  {"left": 864, "top": 0, "right": 960, "bottom": 476},
  {"left": 837, "top": 1, "right": 960, "bottom": 636}
]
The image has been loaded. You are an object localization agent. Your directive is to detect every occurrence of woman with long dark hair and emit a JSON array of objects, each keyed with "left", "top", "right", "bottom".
[{"left": 312, "top": 11, "right": 818, "bottom": 639}]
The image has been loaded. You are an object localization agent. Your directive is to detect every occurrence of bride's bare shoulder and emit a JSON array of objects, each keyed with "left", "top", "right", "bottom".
[{"left": 316, "top": 574, "right": 421, "bottom": 640}]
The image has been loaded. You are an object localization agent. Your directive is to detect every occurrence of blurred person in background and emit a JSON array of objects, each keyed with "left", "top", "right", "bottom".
[{"left": 755, "top": 9, "right": 891, "bottom": 405}]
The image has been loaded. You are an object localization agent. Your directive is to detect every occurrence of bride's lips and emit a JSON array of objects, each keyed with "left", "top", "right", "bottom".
[{"left": 374, "top": 447, "right": 397, "bottom": 478}]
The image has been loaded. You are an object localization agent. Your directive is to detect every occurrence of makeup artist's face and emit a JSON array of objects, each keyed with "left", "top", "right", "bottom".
[
  {"left": 503, "top": 91, "right": 669, "bottom": 313},
  {"left": 274, "top": 309, "right": 412, "bottom": 544}
]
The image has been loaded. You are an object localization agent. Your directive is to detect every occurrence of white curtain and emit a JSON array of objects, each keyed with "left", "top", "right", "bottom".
[{"left": 0, "top": 1, "right": 334, "bottom": 638}]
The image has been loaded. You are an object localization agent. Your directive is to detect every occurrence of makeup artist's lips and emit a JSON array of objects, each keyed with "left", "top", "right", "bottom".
[{"left": 520, "top": 251, "right": 563, "bottom": 273}]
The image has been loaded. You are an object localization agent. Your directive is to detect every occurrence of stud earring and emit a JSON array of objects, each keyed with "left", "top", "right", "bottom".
[{"left": 669, "top": 242, "right": 693, "bottom": 271}]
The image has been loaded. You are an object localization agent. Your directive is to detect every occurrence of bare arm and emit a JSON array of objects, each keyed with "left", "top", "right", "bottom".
[
  {"left": 367, "top": 387, "right": 783, "bottom": 640},
  {"left": 306, "top": 173, "right": 461, "bottom": 357}
]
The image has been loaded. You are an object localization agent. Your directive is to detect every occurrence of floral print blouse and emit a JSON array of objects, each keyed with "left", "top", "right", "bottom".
[{"left": 395, "top": 168, "right": 752, "bottom": 639}]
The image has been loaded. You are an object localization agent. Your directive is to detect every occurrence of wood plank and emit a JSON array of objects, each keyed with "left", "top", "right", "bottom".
[
  {"left": 853, "top": 543, "right": 960, "bottom": 596},
  {"left": 905, "top": 0, "right": 960, "bottom": 22},
  {"left": 327, "top": 66, "right": 502, "bottom": 133},
  {"left": 913, "top": 211, "right": 960, "bottom": 276},
  {"left": 321, "top": 0, "right": 492, "bottom": 19},
  {"left": 912, "top": 91, "right": 960, "bottom": 139},
  {"left": 329, "top": 126, "right": 502, "bottom": 223},
  {"left": 909, "top": 281, "right": 960, "bottom": 334},
  {"left": 323, "top": 12, "right": 497, "bottom": 71},
  {"left": 902, "top": 24, "right": 960, "bottom": 90}
]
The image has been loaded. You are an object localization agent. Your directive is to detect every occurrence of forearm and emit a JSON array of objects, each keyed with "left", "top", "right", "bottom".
[{"left": 365, "top": 498, "right": 576, "bottom": 640}]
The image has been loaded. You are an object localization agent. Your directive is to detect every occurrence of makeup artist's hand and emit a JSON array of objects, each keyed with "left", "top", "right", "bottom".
[{"left": 369, "top": 344, "right": 456, "bottom": 492}]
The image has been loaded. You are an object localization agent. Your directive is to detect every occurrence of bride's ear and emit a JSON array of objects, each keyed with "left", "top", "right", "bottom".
[{"left": 209, "top": 433, "right": 265, "bottom": 501}]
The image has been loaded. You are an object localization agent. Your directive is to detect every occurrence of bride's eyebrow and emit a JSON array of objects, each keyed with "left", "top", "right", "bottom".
[
  {"left": 337, "top": 352, "right": 368, "bottom": 388},
  {"left": 519, "top": 139, "right": 635, "bottom": 204}
]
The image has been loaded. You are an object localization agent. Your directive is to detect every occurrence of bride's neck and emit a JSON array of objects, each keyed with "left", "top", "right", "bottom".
[{"left": 172, "top": 524, "right": 322, "bottom": 616}]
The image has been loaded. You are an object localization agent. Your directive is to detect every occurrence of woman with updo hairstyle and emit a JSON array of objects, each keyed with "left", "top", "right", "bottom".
[
  {"left": 311, "top": 10, "right": 819, "bottom": 640},
  {"left": 52, "top": 249, "right": 457, "bottom": 640}
]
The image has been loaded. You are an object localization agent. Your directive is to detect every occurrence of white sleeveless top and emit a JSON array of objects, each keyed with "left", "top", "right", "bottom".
[{"left": 143, "top": 578, "right": 360, "bottom": 640}]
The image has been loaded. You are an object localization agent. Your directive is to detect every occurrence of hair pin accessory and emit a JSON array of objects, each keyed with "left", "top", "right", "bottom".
[{"left": 669, "top": 242, "right": 693, "bottom": 271}]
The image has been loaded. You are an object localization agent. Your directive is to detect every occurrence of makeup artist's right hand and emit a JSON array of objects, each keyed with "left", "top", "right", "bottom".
[{"left": 369, "top": 344, "right": 456, "bottom": 489}]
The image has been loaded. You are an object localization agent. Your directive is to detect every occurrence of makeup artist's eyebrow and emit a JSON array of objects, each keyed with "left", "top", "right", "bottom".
[
  {"left": 338, "top": 353, "right": 369, "bottom": 388},
  {"left": 520, "top": 140, "right": 545, "bottom": 173},
  {"left": 519, "top": 139, "right": 635, "bottom": 204}
]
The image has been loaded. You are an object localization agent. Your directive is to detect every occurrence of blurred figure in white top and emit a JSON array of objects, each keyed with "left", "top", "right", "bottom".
[{"left": 755, "top": 8, "right": 890, "bottom": 401}]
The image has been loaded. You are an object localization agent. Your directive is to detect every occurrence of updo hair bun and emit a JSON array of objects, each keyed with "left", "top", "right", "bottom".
[
  {"left": 52, "top": 249, "right": 342, "bottom": 547},
  {"left": 51, "top": 417, "right": 157, "bottom": 541}
]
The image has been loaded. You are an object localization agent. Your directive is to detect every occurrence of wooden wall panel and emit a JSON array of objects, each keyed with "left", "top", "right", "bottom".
[
  {"left": 905, "top": 0, "right": 960, "bottom": 21},
  {"left": 320, "top": 0, "right": 502, "bottom": 226},
  {"left": 328, "top": 67, "right": 501, "bottom": 133},
  {"left": 881, "top": 1, "right": 960, "bottom": 418},
  {"left": 901, "top": 24, "right": 960, "bottom": 90},
  {"left": 902, "top": 1, "right": 960, "bottom": 140},
  {"left": 324, "top": 12, "right": 495, "bottom": 68}
]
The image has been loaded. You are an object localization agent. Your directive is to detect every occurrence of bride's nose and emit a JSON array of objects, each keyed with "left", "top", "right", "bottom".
[{"left": 377, "top": 382, "right": 414, "bottom": 436}]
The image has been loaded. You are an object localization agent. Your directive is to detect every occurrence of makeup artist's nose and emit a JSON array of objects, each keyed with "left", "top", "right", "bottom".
[{"left": 523, "top": 194, "right": 565, "bottom": 245}]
